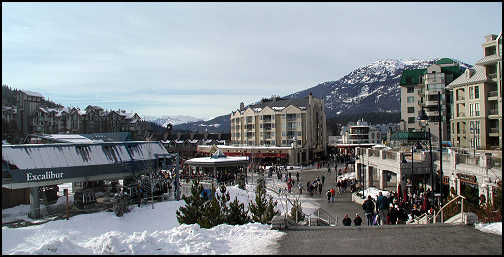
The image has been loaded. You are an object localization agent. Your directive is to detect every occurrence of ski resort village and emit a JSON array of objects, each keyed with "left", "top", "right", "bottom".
[{"left": 2, "top": 3, "right": 502, "bottom": 255}]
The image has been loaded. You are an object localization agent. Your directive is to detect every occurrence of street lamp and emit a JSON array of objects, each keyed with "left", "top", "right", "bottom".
[{"left": 418, "top": 107, "right": 433, "bottom": 200}]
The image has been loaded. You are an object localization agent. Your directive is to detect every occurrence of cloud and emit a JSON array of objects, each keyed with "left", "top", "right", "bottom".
[{"left": 2, "top": 2, "right": 502, "bottom": 119}]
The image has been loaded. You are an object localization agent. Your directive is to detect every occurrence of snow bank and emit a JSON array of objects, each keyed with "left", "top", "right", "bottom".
[
  {"left": 474, "top": 222, "right": 502, "bottom": 236},
  {"left": 359, "top": 187, "right": 391, "bottom": 200},
  {"left": 2, "top": 184, "right": 285, "bottom": 255}
]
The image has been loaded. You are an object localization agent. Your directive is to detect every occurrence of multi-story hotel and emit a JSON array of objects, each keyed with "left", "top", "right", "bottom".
[
  {"left": 216, "top": 93, "right": 327, "bottom": 164},
  {"left": 448, "top": 33, "right": 502, "bottom": 150},
  {"left": 399, "top": 58, "right": 466, "bottom": 143}
]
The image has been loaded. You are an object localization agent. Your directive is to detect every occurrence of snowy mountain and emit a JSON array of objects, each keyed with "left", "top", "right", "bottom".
[
  {"left": 172, "top": 114, "right": 230, "bottom": 133},
  {"left": 174, "top": 58, "right": 471, "bottom": 132},
  {"left": 286, "top": 58, "right": 471, "bottom": 118},
  {"left": 143, "top": 115, "right": 203, "bottom": 127}
]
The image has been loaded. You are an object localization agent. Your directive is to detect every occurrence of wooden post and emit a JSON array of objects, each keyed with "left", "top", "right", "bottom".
[
  {"left": 64, "top": 189, "right": 69, "bottom": 220},
  {"left": 461, "top": 198, "right": 464, "bottom": 224}
]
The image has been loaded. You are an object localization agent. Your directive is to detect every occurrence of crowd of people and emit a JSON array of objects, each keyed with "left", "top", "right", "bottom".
[{"left": 360, "top": 189, "right": 436, "bottom": 226}]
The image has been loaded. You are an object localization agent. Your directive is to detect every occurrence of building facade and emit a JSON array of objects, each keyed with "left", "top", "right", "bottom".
[
  {"left": 230, "top": 94, "right": 327, "bottom": 164},
  {"left": 341, "top": 119, "right": 383, "bottom": 144},
  {"left": 448, "top": 33, "right": 502, "bottom": 150},
  {"left": 399, "top": 59, "right": 466, "bottom": 144}
]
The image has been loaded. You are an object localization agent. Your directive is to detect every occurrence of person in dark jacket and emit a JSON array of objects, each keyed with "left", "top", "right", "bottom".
[
  {"left": 376, "top": 192, "right": 389, "bottom": 226},
  {"left": 353, "top": 213, "right": 363, "bottom": 226},
  {"left": 342, "top": 214, "right": 352, "bottom": 226},
  {"left": 362, "top": 195, "right": 375, "bottom": 226},
  {"left": 389, "top": 204, "right": 399, "bottom": 224}
]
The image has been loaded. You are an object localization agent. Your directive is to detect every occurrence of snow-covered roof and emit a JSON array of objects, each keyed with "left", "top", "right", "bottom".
[
  {"left": 186, "top": 156, "right": 248, "bottom": 164},
  {"left": 21, "top": 90, "right": 43, "bottom": 98},
  {"left": 271, "top": 107, "right": 285, "bottom": 111},
  {"left": 2, "top": 141, "right": 168, "bottom": 170},
  {"left": 37, "top": 134, "right": 95, "bottom": 143}
]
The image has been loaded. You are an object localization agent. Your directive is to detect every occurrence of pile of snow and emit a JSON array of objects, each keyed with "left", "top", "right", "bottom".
[
  {"left": 359, "top": 187, "right": 391, "bottom": 200},
  {"left": 337, "top": 172, "right": 356, "bottom": 181},
  {"left": 474, "top": 222, "right": 502, "bottom": 236},
  {"left": 2, "top": 184, "right": 285, "bottom": 255}
]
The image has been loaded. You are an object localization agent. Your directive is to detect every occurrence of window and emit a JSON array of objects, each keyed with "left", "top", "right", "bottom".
[
  {"left": 408, "top": 117, "right": 416, "bottom": 123},
  {"left": 408, "top": 107, "right": 415, "bottom": 113},
  {"left": 475, "top": 103, "right": 480, "bottom": 116},
  {"left": 407, "top": 87, "right": 414, "bottom": 93},
  {"left": 469, "top": 104, "right": 473, "bottom": 116},
  {"left": 407, "top": 96, "right": 415, "bottom": 103},
  {"left": 474, "top": 86, "right": 479, "bottom": 99},
  {"left": 469, "top": 87, "right": 474, "bottom": 99}
]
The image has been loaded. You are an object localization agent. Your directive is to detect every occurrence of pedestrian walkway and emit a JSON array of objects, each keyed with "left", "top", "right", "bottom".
[{"left": 276, "top": 223, "right": 502, "bottom": 255}]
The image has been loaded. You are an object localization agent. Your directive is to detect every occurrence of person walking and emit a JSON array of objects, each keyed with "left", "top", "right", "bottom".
[
  {"left": 326, "top": 189, "right": 331, "bottom": 203},
  {"left": 342, "top": 214, "right": 352, "bottom": 226},
  {"left": 318, "top": 182, "right": 323, "bottom": 195},
  {"left": 296, "top": 171, "right": 300, "bottom": 183},
  {"left": 330, "top": 187, "right": 335, "bottom": 202},
  {"left": 362, "top": 195, "right": 375, "bottom": 226},
  {"left": 298, "top": 183, "right": 303, "bottom": 195},
  {"left": 376, "top": 192, "right": 389, "bottom": 226},
  {"left": 321, "top": 175, "right": 325, "bottom": 185},
  {"left": 353, "top": 213, "right": 363, "bottom": 226}
]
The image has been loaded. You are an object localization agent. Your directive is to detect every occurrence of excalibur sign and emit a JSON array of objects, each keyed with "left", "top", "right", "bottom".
[{"left": 26, "top": 171, "right": 64, "bottom": 182}]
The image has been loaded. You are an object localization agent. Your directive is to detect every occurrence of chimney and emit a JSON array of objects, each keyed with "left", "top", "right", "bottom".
[
  {"left": 240, "top": 102, "right": 244, "bottom": 111},
  {"left": 309, "top": 92, "right": 313, "bottom": 105}
]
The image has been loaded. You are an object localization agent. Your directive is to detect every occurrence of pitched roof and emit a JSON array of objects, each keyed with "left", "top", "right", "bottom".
[
  {"left": 435, "top": 58, "right": 457, "bottom": 65},
  {"left": 447, "top": 65, "right": 487, "bottom": 89},
  {"left": 475, "top": 55, "right": 501, "bottom": 66},
  {"left": 399, "top": 69, "right": 426, "bottom": 86},
  {"left": 21, "top": 90, "right": 44, "bottom": 98}
]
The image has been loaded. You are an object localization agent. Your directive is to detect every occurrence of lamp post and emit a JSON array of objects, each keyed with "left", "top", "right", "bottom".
[
  {"left": 437, "top": 91, "right": 443, "bottom": 205},
  {"left": 418, "top": 107, "right": 433, "bottom": 201}
]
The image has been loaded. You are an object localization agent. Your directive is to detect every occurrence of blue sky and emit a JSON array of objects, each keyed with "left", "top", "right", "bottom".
[{"left": 2, "top": 2, "right": 502, "bottom": 120}]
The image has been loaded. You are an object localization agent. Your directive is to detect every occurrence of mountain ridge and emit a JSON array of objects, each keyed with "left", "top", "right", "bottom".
[{"left": 169, "top": 58, "right": 473, "bottom": 133}]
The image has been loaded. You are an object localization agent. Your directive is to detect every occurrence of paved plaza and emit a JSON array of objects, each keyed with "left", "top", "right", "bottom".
[{"left": 274, "top": 166, "right": 502, "bottom": 255}]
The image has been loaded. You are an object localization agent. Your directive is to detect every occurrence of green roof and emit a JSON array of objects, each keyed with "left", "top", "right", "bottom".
[
  {"left": 400, "top": 63, "right": 466, "bottom": 86},
  {"left": 435, "top": 58, "right": 457, "bottom": 65},
  {"left": 440, "top": 65, "right": 465, "bottom": 77},
  {"left": 399, "top": 68, "right": 426, "bottom": 86}
]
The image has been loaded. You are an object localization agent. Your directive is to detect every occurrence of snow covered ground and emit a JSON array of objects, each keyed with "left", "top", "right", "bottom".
[
  {"left": 2, "top": 182, "right": 287, "bottom": 255},
  {"left": 474, "top": 222, "right": 502, "bottom": 236}
]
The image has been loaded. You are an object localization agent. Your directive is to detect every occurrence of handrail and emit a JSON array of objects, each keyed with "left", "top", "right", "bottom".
[
  {"left": 264, "top": 185, "right": 314, "bottom": 226},
  {"left": 434, "top": 195, "right": 466, "bottom": 224},
  {"left": 407, "top": 212, "right": 429, "bottom": 224}
]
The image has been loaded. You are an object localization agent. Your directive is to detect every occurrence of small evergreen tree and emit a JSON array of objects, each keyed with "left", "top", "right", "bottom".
[
  {"left": 176, "top": 180, "right": 205, "bottom": 225},
  {"left": 199, "top": 187, "right": 225, "bottom": 228},
  {"left": 248, "top": 183, "right": 279, "bottom": 224},
  {"left": 227, "top": 196, "right": 250, "bottom": 225},
  {"left": 289, "top": 199, "right": 305, "bottom": 222}
]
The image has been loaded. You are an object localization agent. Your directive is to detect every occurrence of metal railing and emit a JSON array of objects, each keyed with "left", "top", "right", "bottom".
[
  {"left": 384, "top": 151, "right": 397, "bottom": 160},
  {"left": 488, "top": 91, "right": 498, "bottom": 97},
  {"left": 433, "top": 195, "right": 466, "bottom": 224},
  {"left": 488, "top": 109, "right": 498, "bottom": 115}
]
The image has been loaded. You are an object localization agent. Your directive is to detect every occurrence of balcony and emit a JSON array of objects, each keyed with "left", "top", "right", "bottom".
[
  {"left": 488, "top": 108, "right": 498, "bottom": 116},
  {"left": 488, "top": 91, "right": 498, "bottom": 98},
  {"left": 489, "top": 127, "right": 499, "bottom": 135},
  {"left": 487, "top": 73, "right": 497, "bottom": 79},
  {"left": 425, "top": 100, "right": 439, "bottom": 106}
]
